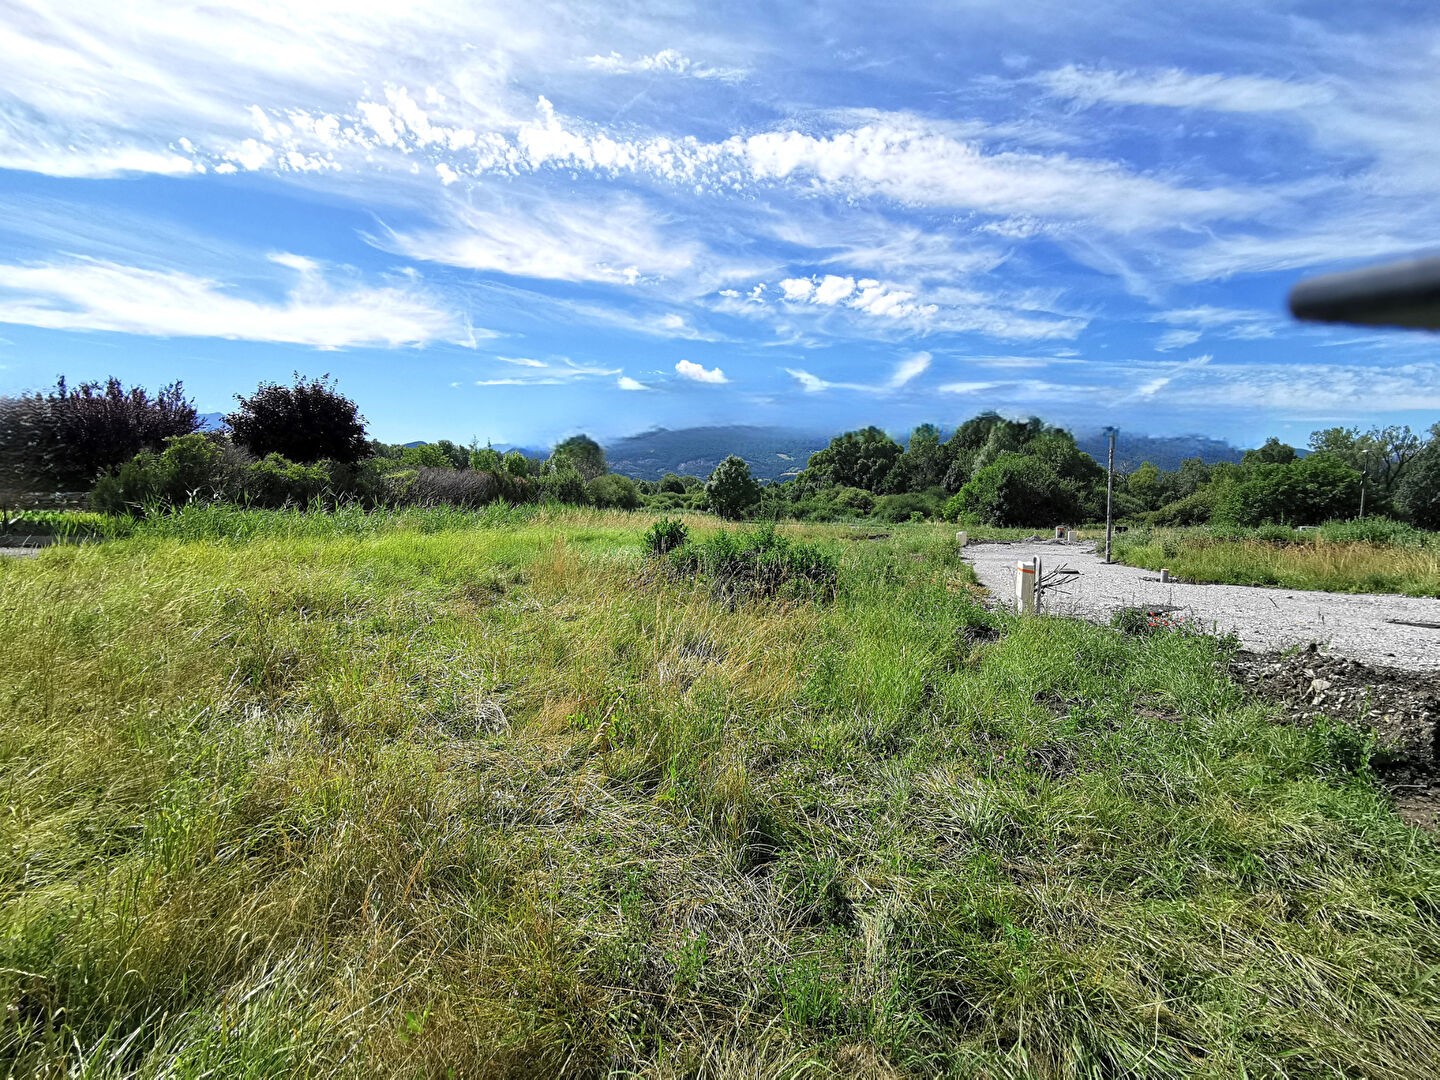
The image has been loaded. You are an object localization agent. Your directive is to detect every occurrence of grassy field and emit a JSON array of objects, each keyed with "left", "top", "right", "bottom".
[
  {"left": 1112, "top": 525, "right": 1440, "bottom": 597},
  {"left": 3, "top": 506, "right": 1439, "bottom": 1077}
]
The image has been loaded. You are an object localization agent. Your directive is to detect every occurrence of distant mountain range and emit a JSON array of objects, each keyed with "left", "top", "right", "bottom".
[
  {"left": 605, "top": 425, "right": 829, "bottom": 481},
  {"left": 602, "top": 424, "right": 1245, "bottom": 481},
  {"left": 1073, "top": 431, "right": 1244, "bottom": 472}
]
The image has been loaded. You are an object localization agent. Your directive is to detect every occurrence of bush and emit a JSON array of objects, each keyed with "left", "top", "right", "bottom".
[
  {"left": 538, "top": 467, "right": 588, "bottom": 505},
  {"left": 588, "top": 473, "right": 641, "bottom": 510},
  {"left": 872, "top": 491, "right": 941, "bottom": 523},
  {"left": 666, "top": 524, "right": 838, "bottom": 600},
  {"left": 642, "top": 517, "right": 689, "bottom": 557},
  {"left": 90, "top": 433, "right": 238, "bottom": 514},
  {"left": 1150, "top": 489, "right": 1216, "bottom": 527},
  {"left": 243, "top": 454, "right": 332, "bottom": 508},
  {"left": 1214, "top": 457, "right": 1362, "bottom": 527},
  {"left": 402, "top": 467, "right": 522, "bottom": 508},
  {"left": 946, "top": 454, "right": 1080, "bottom": 527}
]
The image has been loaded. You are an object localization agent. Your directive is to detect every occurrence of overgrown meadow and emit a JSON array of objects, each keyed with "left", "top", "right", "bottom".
[{"left": 3, "top": 508, "right": 1438, "bottom": 1076}]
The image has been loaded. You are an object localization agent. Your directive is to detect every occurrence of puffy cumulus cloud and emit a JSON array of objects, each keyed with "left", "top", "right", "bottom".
[
  {"left": 584, "top": 49, "right": 745, "bottom": 81},
  {"left": 1037, "top": 65, "right": 1332, "bottom": 113},
  {"left": 675, "top": 359, "right": 727, "bottom": 384},
  {"left": 0, "top": 253, "right": 472, "bottom": 348},
  {"left": 742, "top": 271, "right": 1082, "bottom": 342},
  {"left": 617, "top": 375, "right": 649, "bottom": 390}
]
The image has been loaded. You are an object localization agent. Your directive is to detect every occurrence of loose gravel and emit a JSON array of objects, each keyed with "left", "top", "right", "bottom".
[{"left": 964, "top": 540, "right": 1440, "bottom": 671}]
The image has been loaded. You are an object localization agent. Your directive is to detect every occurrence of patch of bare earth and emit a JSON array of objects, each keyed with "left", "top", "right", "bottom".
[{"left": 1229, "top": 646, "right": 1440, "bottom": 828}]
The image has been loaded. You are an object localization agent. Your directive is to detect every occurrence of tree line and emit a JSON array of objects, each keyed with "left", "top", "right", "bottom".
[{"left": 2, "top": 373, "right": 1436, "bottom": 530}]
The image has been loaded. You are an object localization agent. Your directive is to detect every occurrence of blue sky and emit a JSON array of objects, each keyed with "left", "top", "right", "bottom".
[{"left": 2, "top": 1, "right": 1439, "bottom": 449}]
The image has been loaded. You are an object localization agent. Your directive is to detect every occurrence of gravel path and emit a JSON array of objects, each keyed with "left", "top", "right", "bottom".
[{"left": 964, "top": 541, "right": 1440, "bottom": 671}]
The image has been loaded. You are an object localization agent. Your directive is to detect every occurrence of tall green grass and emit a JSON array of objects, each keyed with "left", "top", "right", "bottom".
[
  {"left": 1114, "top": 522, "right": 1440, "bottom": 596},
  {"left": 1, "top": 512, "right": 1437, "bottom": 1075}
]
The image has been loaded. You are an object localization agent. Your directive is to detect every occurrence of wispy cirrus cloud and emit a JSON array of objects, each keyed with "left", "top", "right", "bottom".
[
  {"left": 1037, "top": 65, "right": 1331, "bottom": 113},
  {"left": 0, "top": 253, "right": 474, "bottom": 348},
  {"left": 785, "top": 352, "right": 933, "bottom": 395}
]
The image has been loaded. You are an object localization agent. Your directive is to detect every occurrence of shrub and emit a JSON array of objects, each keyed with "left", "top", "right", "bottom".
[
  {"left": 588, "top": 473, "right": 641, "bottom": 510},
  {"left": 538, "top": 467, "right": 588, "bottom": 505},
  {"left": 402, "top": 467, "right": 521, "bottom": 508},
  {"left": 243, "top": 454, "right": 332, "bottom": 508},
  {"left": 1150, "top": 488, "right": 1216, "bottom": 526},
  {"left": 90, "top": 433, "right": 238, "bottom": 514},
  {"left": 667, "top": 524, "right": 838, "bottom": 600},
  {"left": 642, "top": 517, "right": 688, "bottom": 557},
  {"left": 872, "top": 491, "right": 941, "bottom": 523}
]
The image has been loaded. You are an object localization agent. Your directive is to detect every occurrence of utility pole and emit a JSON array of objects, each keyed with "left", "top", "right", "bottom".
[{"left": 1103, "top": 426, "right": 1117, "bottom": 564}]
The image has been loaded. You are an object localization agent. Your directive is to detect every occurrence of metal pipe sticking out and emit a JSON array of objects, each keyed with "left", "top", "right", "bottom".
[{"left": 1160, "top": 568, "right": 1172, "bottom": 583}]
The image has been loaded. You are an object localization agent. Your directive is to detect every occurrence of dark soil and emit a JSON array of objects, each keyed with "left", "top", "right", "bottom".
[{"left": 1229, "top": 645, "right": 1440, "bottom": 828}]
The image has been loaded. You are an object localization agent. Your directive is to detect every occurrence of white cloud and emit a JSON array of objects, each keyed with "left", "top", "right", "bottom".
[
  {"left": 1037, "top": 65, "right": 1332, "bottom": 113},
  {"left": 1155, "top": 329, "right": 1202, "bottom": 351},
  {"left": 473, "top": 358, "right": 621, "bottom": 387},
  {"left": 0, "top": 254, "right": 470, "bottom": 348},
  {"left": 812, "top": 275, "right": 857, "bottom": 305},
  {"left": 617, "top": 375, "right": 649, "bottom": 391},
  {"left": 675, "top": 359, "right": 728, "bottom": 384},
  {"left": 584, "top": 49, "right": 744, "bottom": 81},
  {"left": 888, "top": 351, "right": 931, "bottom": 388},
  {"left": 783, "top": 352, "right": 933, "bottom": 395},
  {"left": 378, "top": 195, "right": 697, "bottom": 285},
  {"left": 786, "top": 368, "right": 831, "bottom": 393},
  {"left": 938, "top": 381, "right": 1001, "bottom": 394}
]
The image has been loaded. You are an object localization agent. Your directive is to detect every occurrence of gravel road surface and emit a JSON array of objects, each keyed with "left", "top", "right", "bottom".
[{"left": 964, "top": 541, "right": 1440, "bottom": 670}]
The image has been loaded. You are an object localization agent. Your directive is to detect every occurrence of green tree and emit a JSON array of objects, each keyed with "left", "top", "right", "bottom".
[
  {"left": 550, "top": 435, "right": 607, "bottom": 481},
  {"left": 803, "top": 427, "right": 903, "bottom": 492},
  {"left": 1395, "top": 427, "right": 1440, "bottom": 529},
  {"left": 946, "top": 454, "right": 1081, "bottom": 527},
  {"left": 705, "top": 455, "right": 762, "bottom": 520},
  {"left": 1, "top": 376, "right": 199, "bottom": 491},
  {"left": 1215, "top": 457, "right": 1362, "bottom": 526},
  {"left": 399, "top": 444, "right": 454, "bottom": 469},
  {"left": 227, "top": 374, "right": 368, "bottom": 465},
  {"left": 1242, "top": 437, "right": 1298, "bottom": 466},
  {"left": 658, "top": 472, "right": 687, "bottom": 494}
]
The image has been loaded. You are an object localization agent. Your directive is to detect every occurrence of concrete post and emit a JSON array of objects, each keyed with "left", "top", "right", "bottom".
[
  {"left": 955, "top": 530, "right": 968, "bottom": 548},
  {"left": 1015, "top": 557, "right": 1038, "bottom": 614},
  {"left": 1065, "top": 529, "right": 1076, "bottom": 543}
]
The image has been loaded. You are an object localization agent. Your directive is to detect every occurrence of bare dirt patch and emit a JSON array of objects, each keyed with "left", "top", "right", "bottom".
[{"left": 1229, "top": 646, "right": 1440, "bottom": 827}]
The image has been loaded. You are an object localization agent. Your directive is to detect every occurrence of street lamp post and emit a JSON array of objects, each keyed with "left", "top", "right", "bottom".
[{"left": 1103, "top": 426, "right": 1118, "bottom": 564}]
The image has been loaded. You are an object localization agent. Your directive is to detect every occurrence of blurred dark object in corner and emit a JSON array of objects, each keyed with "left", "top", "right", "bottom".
[{"left": 1290, "top": 256, "right": 1440, "bottom": 331}]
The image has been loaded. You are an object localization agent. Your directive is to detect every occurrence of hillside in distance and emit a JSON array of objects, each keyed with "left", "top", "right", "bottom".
[
  {"left": 1074, "top": 431, "right": 1245, "bottom": 472},
  {"left": 605, "top": 425, "right": 830, "bottom": 481},
  {"left": 604, "top": 424, "right": 1244, "bottom": 481}
]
